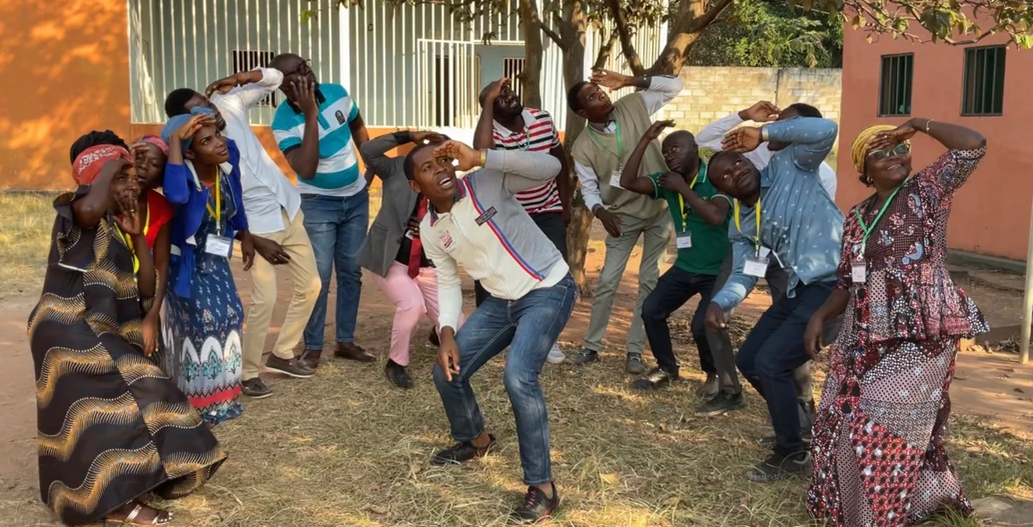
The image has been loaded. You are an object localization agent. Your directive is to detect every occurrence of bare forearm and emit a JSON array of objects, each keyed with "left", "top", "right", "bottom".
[
  {"left": 910, "top": 118, "right": 986, "bottom": 151},
  {"left": 350, "top": 116, "right": 369, "bottom": 147},
  {"left": 288, "top": 118, "right": 321, "bottom": 179},
  {"left": 815, "top": 288, "right": 849, "bottom": 322},
  {"left": 72, "top": 169, "right": 117, "bottom": 228},
  {"left": 133, "top": 235, "right": 156, "bottom": 299},
  {"left": 619, "top": 138, "right": 654, "bottom": 195},
  {"left": 473, "top": 104, "right": 496, "bottom": 150},
  {"left": 679, "top": 189, "right": 727, "bottom": 226}
]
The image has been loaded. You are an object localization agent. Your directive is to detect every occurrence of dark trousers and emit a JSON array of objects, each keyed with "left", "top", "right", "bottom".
[
  {"left": 475, "top": 211, "right": 568, "bottom": 307},
  {"left": 735, "top": 281, "right": 833, "bottom": 456},
  {"left": 642, "top": 266, "right": 740, "bottom": 393}
]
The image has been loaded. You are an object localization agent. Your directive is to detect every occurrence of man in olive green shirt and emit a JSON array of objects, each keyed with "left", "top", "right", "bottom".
[{"left": 619, "top": 121, "right": 744, "bottom": 416}]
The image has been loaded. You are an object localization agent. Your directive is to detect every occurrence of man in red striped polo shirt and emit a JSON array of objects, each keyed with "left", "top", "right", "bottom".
[{"left": 474, "top": 78, "right": 572, "bottom": 365}]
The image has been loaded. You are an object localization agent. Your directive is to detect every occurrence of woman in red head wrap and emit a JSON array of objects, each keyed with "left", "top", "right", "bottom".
[
  {"left": 129, "top": 135, "right": 174, "bottom": 359},
  {"left": 28, "top": 132, "right": 225, "bottom": 526}
]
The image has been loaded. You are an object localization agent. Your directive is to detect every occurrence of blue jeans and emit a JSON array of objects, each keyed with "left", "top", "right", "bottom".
[
  {"left": 300, "top": 191, "right": 369, "bottom": 350},
  {"left": 433, "top": 274, "right": 576, "bottom": 485},
  {"left": 735, "top": 281, "right": 833, "bottom": 456}
]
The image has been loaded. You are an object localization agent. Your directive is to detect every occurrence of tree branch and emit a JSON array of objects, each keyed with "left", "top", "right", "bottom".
[
  {"left": 593, "top": 29, "right": 620, "bottom": 69},
  {"left": 541, "top": 22, "right": 566, "bottom": 49},
  {"left": 604, "top": 0, "right": 645, "bottom": 75},
  {"left": 687, "top": 0, "right": 736, "bottom": 32}
]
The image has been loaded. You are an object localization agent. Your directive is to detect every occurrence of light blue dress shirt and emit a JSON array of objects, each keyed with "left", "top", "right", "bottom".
[{"left": 712, "top": 117, "right": 844, "bottom": 311}]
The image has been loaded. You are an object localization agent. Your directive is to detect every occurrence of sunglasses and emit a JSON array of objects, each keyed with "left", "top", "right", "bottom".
[{"left": 867, "top": 142, "right": 911, "bottom": 161}]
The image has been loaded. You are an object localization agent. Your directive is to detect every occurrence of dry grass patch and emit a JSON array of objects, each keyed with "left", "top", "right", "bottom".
[{"left": 0, "top": 192, "right": 54, "bottom": 297}]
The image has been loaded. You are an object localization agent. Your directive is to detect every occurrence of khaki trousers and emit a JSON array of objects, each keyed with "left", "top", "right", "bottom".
[
  {"left": 243, "top": 209, "right": 321, "bottom": 381},
  {"left": 583, "top": 210, "right": 671, "bottom": 355}
]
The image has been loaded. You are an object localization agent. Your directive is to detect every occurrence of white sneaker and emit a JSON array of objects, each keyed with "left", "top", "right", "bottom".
[{"left": 546, "top": 344, "right": 566, "bottom": 364}]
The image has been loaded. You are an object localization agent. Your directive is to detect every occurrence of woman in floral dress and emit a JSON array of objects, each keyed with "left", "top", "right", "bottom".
[
  {"left": 804, "top": 119, "right": 988, "bottom": 527},
  {"left": 160, "top": 108, "right": 255, "bottom": 426}
]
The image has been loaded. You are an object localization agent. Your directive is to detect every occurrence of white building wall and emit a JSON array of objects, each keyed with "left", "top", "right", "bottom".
[{"left": 128, "top": 0, "right": 665, "bottom": 131}]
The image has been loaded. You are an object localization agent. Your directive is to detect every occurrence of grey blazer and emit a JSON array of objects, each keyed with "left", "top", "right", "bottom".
[{"left": 358, "top": 132, "right": 420, "bottom": 277}]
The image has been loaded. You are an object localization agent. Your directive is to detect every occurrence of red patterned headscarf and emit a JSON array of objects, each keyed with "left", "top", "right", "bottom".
[
  {"left": 71, "top": 145, "right": 132, "bottom": 185},
  {"left": 132, "top": 135, "right": 169, "bottom": 155}
]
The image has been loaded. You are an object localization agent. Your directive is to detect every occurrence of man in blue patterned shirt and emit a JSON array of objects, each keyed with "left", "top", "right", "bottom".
[{"left": 704, "top": 116, "right": 843, "bottom": 483}]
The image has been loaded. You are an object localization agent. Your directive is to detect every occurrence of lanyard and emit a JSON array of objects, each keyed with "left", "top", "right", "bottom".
[
  {"left": 586, "top": 120, "right": 622, "bottom": 162},
  {"left": 116, "top": 203, "right": 149, "bottom": 275},
  {"left": 676, "top": 165, "right": 706, "bottom": 232},
  {"left": 205, "top": 170, "right": 222, "bottom": 233},
  {"left": 856, "top": 180, "right": 906, "bottom": 253},
  {"left": 734, "top": 196, "right": 762, "bottom": 254}
]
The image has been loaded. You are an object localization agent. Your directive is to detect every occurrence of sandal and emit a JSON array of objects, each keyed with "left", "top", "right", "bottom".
[{"left": 107, "top": 502, "right": 173, "bottom": 525}]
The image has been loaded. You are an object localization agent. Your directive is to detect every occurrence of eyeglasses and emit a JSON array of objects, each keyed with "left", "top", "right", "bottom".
[
  {"left": 867, "top": 142, "right": 910, "bottom": 161},
  {"left": 287, "top": 59, "right": 313, "bottom": 77}
]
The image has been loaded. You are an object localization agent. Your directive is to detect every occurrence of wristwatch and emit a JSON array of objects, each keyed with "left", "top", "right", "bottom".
[{"left": 760, "top": 125, "right": 770, "bottom": 143}]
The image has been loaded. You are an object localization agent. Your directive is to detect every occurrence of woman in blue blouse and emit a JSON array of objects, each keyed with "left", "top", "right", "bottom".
[{"left": 160, "top": 107, "right": 255, "bottom": 425}]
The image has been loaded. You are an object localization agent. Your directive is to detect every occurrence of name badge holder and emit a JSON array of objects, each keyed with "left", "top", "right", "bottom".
[
  {"left": 853, "top": 180, "right": 907, "bottom": 285},
  {"left": 587, "top": 120, "right": 627, "bottom": 192},
  {"left": 203, "top": 171, "right": 235, "bottom": 258},
  {"left": 734, "top": 197, "right": 768, "bottom": 278},
  {"left": 674, "top": 170, "right": 706, "bottom": 250},
  {"left": 609, "top": 165, "right": 624, "bottom": 189},
  {"left": 851, "top": 257, "right": 867, "bottom": 283}
]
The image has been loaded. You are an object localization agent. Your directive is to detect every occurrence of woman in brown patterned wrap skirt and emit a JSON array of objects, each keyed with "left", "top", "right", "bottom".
[
  {"left": 28, "top": 137, "right": 225, "bottom": 525},
  {"left": 804, "top": 119, "right": 988, "bottom": 527}
]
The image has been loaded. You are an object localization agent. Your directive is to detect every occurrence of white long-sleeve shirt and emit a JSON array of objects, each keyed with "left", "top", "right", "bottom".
[
  {"left": 574, "top": 76, "right": 684, "bottom": 212},
  {"left": 212, "top": 67, "right": 302, "bottom": 234},
  {"left": 696, "top": 112, "right": 838, "bottom": 199}
]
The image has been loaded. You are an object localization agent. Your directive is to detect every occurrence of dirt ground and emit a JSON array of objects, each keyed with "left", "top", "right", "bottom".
[{"left": 1, "top": 220, "right": 1031, "bottom": 526}]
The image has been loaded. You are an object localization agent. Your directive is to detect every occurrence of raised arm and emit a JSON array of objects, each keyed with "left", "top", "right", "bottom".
[
  {"left": 207, "top": 67, "right": 283, "bottom": 113},
  {"left": 767, "top": 117, "right": 839, "bottom": 172},
  {"left": 360, "top": 131, "right": 410, "bottom": 180},
  {"left": 71, "top": 159, "right": 127, "bottom": 228},
  {"left": 437, "top": 140, "right": 560, "bottom": 194},
  {"left": 620, "top": 120, "right": 671, "bottom": 196},
  {"left": 590, "top": 69, "right": 683, "bottom": 115},
  {"left": 871, "top": 118, "right": 987, "bottom": 195},
  {"left": 473, "top": 78, "right": 509, "bottom": 150},
  {"left": 491, "top": 149, "right": 561, "bottom": 193},
  {"left": 696, "top": 113, "right": 745, "bottom": 151},
  {"left": 278, "top": 78, "right": 321, "bottom": 180}
]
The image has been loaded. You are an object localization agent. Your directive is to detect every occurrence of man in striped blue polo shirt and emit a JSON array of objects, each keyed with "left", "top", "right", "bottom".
[{"left": 270, "top": 53, "right": 373, "bottom": 367}]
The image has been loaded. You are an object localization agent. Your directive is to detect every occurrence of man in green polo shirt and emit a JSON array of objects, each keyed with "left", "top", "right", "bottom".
[{"left": 618, "top": 120, "right": 745, "bottom": 415}]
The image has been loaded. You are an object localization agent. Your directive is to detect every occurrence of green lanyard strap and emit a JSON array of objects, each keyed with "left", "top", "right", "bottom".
[
  {"left": 856, "top": 179, "right": 906, "bottom": 253},
  {"left": 586, "top": 120, "right": 622, "bottom": 162}
]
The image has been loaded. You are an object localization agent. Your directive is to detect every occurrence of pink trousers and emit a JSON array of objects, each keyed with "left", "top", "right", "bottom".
[{"left": 370, "top": 262, "right": 465, "bottom": 366}]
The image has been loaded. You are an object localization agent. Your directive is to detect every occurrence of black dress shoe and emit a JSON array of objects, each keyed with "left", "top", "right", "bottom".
[
  {"left": 385, "top": 360, "right": 414, "bottom": 389},
  {"left": 431, "top": 434, "right": 496, "bottom": 466},
  {"left": 631, "top": 367, "right": 679, "bottom": 390}
]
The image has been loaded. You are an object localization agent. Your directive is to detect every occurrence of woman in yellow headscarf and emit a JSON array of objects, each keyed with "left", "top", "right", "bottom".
[{"left": 803, "top": 118, "right": 989, "bottom": 527}]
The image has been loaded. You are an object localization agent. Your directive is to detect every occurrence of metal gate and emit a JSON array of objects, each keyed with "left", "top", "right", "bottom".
[{"left": 416, "top": 40, "right": 479, "bottom": 129}]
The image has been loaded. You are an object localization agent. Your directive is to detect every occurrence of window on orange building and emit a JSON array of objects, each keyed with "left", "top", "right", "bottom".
[
  {"left": 962, "top": 46, "right": 1006, "bottom": 116},
  {"left": 878, "top": 54, "right": 914, "bottom": 117}
]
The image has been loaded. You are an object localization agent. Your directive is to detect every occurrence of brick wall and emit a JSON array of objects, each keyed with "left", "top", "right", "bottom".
[{"left": 667, "top": 66, "right": 842, "bottom": 141}]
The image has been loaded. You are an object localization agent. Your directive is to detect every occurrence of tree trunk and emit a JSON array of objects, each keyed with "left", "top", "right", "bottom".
[
  {"left": 648, "top": 31, "right": 702, "bottom": 75},
  {"left": 562, "top": 37, "right": 591, "bottom": 294},
  {"left": 518, "top": 0, "right": 544, "bottom": 108}
]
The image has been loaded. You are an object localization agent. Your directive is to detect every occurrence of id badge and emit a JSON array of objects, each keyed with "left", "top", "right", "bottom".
[
  {"left": 676, "top": 232, "right": 692, "bottom": 249},
  {"left": 609, "top": 171, "right": 623, "bottom": 189},
  {"left": 743, "top": 256, "right": 769, "bottom": 278},
  {"left": 405, "top": 230, "right": 415, "bottom": 240},
  {"left": 205, "top": 235, "right": 234, "bottom": 258},
  {"left": 759, "top": 246, "right": 772, "bottom": 259},
  {"left": 851, "top": 258, "right": 867, "bottom": 283}
]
